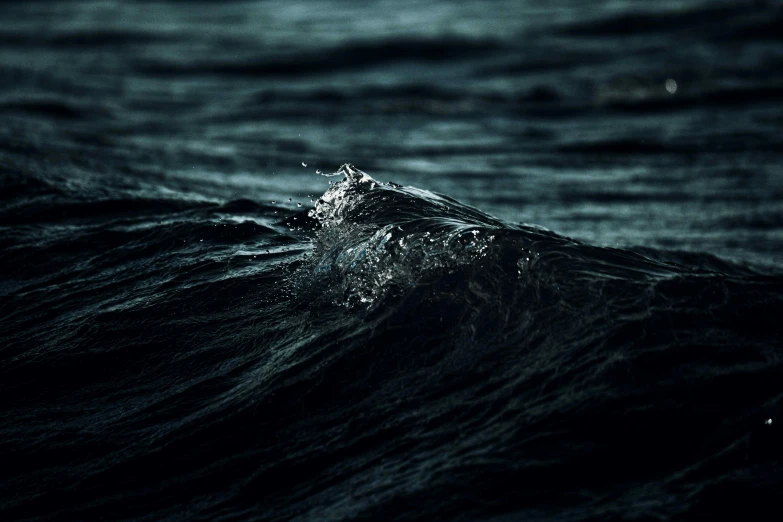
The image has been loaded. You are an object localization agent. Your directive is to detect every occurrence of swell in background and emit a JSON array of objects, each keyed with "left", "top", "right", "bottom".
[{"left": 1, "top": 0, "right": 782, "bottom": 264}]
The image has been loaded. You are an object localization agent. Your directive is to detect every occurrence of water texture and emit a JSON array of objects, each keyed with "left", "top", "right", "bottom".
[{"left": 1, "top": 1, "right": 782, "bottom": 521}]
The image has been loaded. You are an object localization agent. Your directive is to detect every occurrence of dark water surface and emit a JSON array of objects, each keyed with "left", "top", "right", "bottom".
[{"left": 1, "top": 1, "right": 782, "bottom": 520}]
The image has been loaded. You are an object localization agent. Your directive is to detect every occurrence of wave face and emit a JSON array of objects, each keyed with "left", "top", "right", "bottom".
[{"left": 2, "top": 164, "right": 782, "bottom": 522}]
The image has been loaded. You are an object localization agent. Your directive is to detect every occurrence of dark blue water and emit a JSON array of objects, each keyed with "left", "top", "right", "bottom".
[{"left": 1, "top": 1, "right": 782, "bottom": 520}]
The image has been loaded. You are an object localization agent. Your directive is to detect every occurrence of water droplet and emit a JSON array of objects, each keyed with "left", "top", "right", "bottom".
[
  {"left": 288, "top": 198, "right": 292, "bottom": 202},
  {"left": 665, "top": 78, "right": 677, "bottom": 94},
  {"left": 316, "top": 169, "right": 321, "bottom": 174},
  {"left": 297, "top": 203, "right": 302, "bottom": 207},
  {"left": 302, "top": 162, "right": 307, "bottom": 167},
  {"left": 271, "top": 200, "right": 276, "bottom": 204},
  {"left": 765, "top": 418, "right": 773, "bottom": 425}
]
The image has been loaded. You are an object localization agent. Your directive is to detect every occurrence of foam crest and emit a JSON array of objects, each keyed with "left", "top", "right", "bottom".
[{"left": 302, "top": 165, "right": 532, "bottom": 309}]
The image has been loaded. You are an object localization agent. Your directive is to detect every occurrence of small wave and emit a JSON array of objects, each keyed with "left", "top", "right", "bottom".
[
  {"left": 296, "top": 164, "right": 729, "bottom": 310},
  {"left": 0, "top": 29, "right": 176, "bottom": 48},
  {"left": 134, "top": 37, "right": 503, "bottom": 78},
  {"left": 560, "top": 1, "right": 779, "bottom": 40},
  {"left": 0, "top": 98, "right": 115, "bottom": 121},
  {"left": 2, "top": 163, "right": 782, "bottom": 522}
]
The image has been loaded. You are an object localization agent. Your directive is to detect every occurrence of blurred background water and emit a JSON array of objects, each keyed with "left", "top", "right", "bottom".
[{"left": 2, "top": 0, "right": 782, "bottom": 264}]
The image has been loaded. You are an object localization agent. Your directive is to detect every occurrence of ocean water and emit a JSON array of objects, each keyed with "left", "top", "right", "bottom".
[{"left": 1, "top": 1, "right": 782, "bottom": 520}]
